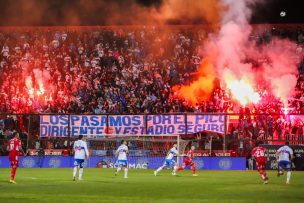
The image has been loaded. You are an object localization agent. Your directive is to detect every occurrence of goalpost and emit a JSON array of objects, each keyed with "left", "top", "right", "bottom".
[{"left": 84, "top": 134, "right": 190, "bottom": 169}]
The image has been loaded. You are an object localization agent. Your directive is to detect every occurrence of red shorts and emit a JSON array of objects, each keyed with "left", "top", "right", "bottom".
[
  {"left": 256, "top": 160, "right": 266, "bottom": 171},
  {"left": 183, "top": 158, "right": 195, "bottom": 166},
  {"left": 9, "top": 153, "right": 19, "bottom": 167}
]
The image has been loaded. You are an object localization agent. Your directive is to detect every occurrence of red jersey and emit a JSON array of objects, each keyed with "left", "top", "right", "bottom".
[
  {"left": 8, "top": 138, "right": 22, "bottom": 156},
  {"left": 183, "top": 150, "right": 195, "bottom": 166},
  {"left": 252, "top": 146, "right": 267, "bottom": 163},
  {"left": 186, "top": 150, "right": 194, "bottom": 160}
]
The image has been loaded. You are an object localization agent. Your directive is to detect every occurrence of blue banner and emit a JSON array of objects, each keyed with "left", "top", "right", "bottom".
[
  {"left": 40, "top": 114, "right": 227, "bottom": 137},
  {"left": 0, "top": 156, "right": 246, "bottom": 170}
]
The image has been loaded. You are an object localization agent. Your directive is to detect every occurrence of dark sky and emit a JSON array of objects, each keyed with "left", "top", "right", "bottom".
[
  {"left": 251, "top": 0, "right": 304, "bottom": 24},
  {"left": 0, "top": 0, "right": 303, "bottom": 26}
]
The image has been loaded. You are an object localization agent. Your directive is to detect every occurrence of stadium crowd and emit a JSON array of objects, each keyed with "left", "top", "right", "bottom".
[
  {"left": 0, "top": 26, "right": 303, "bottom": 154},
  {"left": 0, "top": 26, "right": 303, "bottom": 115}
]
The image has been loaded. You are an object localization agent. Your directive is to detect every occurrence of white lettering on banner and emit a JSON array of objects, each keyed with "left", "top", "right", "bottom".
[
  {"left": 108, "top": 163, "right": 148, "bottom": 169},
  {"left": 40, "top": 114, "right": 228, "bottom": 137}
]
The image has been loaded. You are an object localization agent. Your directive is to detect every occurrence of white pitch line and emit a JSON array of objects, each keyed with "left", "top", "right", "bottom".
[{"left": 24, "top": 177, "right": 38, "bottom": 179}]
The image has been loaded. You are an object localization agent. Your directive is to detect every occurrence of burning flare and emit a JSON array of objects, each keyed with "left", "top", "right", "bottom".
[
  {"left": 172, "top": 59, "right": 215, "bottom": 104},
  {"left": 226, "top": 79, "right": 260, "bottom": 106},
  {"left": 37, "top": 84, "right": 46, "bottom": 96}
]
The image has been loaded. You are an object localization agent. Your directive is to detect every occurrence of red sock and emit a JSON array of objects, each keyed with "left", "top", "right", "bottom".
[
  {"left": 259, "top": 171, "right": 267, "bottom": 181},
  {"left": 192, "top": 165, "right": 196, "bottom": 174},
  {"left": 177, "top": 167, "right": 184, "bottom": 171},
  {"left": 263, "top": 172, "right": 268, "bottom": 180},
  {"left": 11, "top": 166, "right": 17, "bottom": 180}
]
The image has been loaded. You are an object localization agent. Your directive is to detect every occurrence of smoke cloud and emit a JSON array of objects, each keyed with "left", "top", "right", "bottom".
[
  {"left": 174, "top": 0, "right": 300, "bottom": 107},
  {"left": 25, "top": 76, "right": 33, "bottom": 91},
  {"left": 173, "top": 59, "right": 216, "bottom": 104},
  {"left": 0, "top": 0, "right": 223, "bottom": 26},
  {"left": 261, "top": 38, "right": 299, "bottom": 104}
]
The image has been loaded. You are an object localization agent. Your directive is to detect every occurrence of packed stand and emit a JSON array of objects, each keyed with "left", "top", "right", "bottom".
[{"left": 0, "top": 26, "right": 303, "bottom": 115}]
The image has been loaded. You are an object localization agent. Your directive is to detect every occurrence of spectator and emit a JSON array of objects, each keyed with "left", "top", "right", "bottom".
[{"left": 37, "top": 147, "right": 45, "bottom": 168}]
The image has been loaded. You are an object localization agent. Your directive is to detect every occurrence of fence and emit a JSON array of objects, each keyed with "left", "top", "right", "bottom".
[{"left": 0, "top": 113, "right": 304, "bottom": 157}]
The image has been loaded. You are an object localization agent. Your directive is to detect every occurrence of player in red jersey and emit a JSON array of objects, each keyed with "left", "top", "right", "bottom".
[
  {"left": 7, "top": 132, "right": 24, "bottom": 184},
  {"left": 174, "top": 146, "right": 198, "bottom": 176},
  {"left": 252, "top": 142, "right": 269, "bottom": 184}
]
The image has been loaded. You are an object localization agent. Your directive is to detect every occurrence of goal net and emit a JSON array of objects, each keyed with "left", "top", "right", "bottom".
[{"left": 84, "top": 134, "right": 190, "bottom": 169}]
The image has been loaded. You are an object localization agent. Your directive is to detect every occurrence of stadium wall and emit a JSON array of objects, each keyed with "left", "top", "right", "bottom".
[
  {"left": 0, "top": 156, "right": 246, "bottom": 170},
  {"left": 261, "top": 145, "right": 304, "bottom": 171}
]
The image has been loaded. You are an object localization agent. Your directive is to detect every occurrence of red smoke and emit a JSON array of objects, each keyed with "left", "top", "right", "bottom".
[
  {"left": 173, "top": 59, "right": 216, "bottom": 104},
  {"left": 173, "top": 0, "right": 301, "bottom": 108}
]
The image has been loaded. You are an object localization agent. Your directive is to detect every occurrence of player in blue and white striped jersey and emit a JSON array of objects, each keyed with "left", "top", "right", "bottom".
[
  {"left": 276, "top": 142, "right": 294, "bottom": 184},
  {"left": 115, "top": 140, "right": 129, "bottom": 178},
  {"left": 154, "top": 144, "right": 179, "bottom": 176},
  {"left": 73, "top": 135, "right": 89, "bottom": 181}
]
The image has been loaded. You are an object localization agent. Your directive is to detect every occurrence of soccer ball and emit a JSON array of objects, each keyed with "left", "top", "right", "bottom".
[{"left": 280, "top": 11, "right": 286, "bottom": 17}]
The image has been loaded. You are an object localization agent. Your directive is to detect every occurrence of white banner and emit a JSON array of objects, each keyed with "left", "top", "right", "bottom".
[
  {"left": 186, "top": 114, "right": 226, "bottom": 134},
  {"left": 108, "top": 115, "right": 145, "bottom": 135},
  {"left": 40, "top": 115, "right": 69, "bottom": 137},
  {"left": 146, "top": 115, "right": 185, "bottom": 135},
  {"left": 40, "top": 114, "right": 227, "bottom": 137}
]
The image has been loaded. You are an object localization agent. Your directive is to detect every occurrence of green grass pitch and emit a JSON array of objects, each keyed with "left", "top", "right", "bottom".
[{"left": 0, "top": 168, "right": 303, "bottom": 203}]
